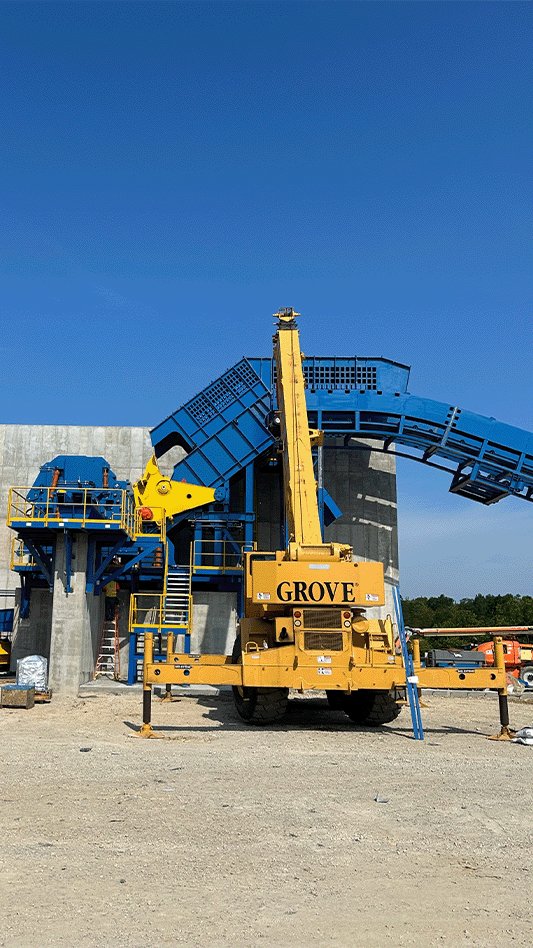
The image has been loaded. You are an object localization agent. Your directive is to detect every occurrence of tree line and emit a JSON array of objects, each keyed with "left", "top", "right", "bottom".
[{"left": 401, "top": 593, "right": 533, "bottom": 651}]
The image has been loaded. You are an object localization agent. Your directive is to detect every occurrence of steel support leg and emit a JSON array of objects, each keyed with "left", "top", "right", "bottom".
[
  {"left": 136, "top": 632, "right": 164, "bottom": 737},
  {"left": 489, "top": 636, "right": 516, "bottom": 740}
]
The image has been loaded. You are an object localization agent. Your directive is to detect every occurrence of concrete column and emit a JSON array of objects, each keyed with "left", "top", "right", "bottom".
[
  {"left": 191, "top": 592, "right": 238, "bottom": 655},
  {"left": 323, "top": 440, "right": 399, "bottom": 621},
  {"left": 49, "top": 533, "right": 103, "bottom": 695}
]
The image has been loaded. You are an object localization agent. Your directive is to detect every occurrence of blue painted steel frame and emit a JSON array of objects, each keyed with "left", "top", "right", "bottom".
[
  {"left": 305, "top": 390, "right": 533, "bottom": 504},
  {"left": 86, "top": 535, "right": 163, "bottom": 594},
  {"left": 157, "top": 356, "right": 533, "bottom": 507},
  {"left": 22, "top": 538, "right": 54, "bottom": 587}
]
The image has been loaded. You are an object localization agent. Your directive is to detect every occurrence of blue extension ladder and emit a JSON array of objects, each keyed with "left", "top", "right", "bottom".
[{"left": 392, "top": 585, "right": 424, "bottom": 741}]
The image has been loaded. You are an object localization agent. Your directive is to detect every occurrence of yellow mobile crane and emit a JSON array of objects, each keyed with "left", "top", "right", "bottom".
[
  {"left": 230, "top": 307, "right": 400, "bottom": 725},
  {"left": 139, "top": 309, "right": 510, "bottom": 736}
]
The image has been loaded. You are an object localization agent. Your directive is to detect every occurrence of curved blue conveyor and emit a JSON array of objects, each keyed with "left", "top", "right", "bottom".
[{"left": 151, "top": 355, "right": 533, "bottom": 506}]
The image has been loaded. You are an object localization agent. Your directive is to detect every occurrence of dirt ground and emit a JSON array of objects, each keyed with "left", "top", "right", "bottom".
[{"left": 1, "top": 687, "right": 533, "bottom": 948}]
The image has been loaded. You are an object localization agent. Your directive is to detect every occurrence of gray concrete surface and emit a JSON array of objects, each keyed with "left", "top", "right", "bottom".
[
  {"left": 10, "top": 588, "right": 52, "bottom": 664},
  {"left": 191, "top": 592, "right": 238, "bottom": 655},
  {"left": 47, "top": 533, "right": 102, "bottom": 693}
]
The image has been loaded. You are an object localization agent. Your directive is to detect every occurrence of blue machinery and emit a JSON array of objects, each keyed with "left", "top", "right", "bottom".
[
  {"left": 8, "top": 348, "right": 533, "bottom": 682},
  {"left": 8, "top": 455, "right": 164, "bottom": 620},
  {"left": 153, "top": 355, "right": 533, "bottom": 506}
]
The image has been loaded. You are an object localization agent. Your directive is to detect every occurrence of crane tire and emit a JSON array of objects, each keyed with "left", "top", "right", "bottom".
[
  {"left": 326, "top": 690, "right": 346, "bottom": 710},
  {"left": 231, "top": 635, "right": 289, "bottom": 725},
  {"left": 343, "top": 690, "right": 402, "bottom": 726},
  {"left": 520, "top": 665, "right": 533, "bottom": 688}
]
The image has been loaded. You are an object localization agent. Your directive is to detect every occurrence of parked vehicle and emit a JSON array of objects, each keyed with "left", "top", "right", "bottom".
[{"left": 475, "top": 638, "right": 533, "bottom": 687}]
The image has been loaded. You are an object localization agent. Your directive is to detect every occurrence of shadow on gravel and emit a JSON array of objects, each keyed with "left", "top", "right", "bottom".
[
  {"left": 124, "top": 694, "right": 489, "bottom": 739},
  {"left": 196, "top": 694, "right": 365, "bottom": 732}
]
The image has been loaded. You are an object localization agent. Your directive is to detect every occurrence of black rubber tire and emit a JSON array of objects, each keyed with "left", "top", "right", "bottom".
[
  {"left": 231, "top": 635, "right": 289, "bottom": 725},
  {"left": 520, "top": 665, "right": 533, "bottom": 687},
  {"left": 342, "top": 690, "right": 402, "bottom": 726},
  {"left": 326, "top": 690, "right": 346, "bottom": 710}
]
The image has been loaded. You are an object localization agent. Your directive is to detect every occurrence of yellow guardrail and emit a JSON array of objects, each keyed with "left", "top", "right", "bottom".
[
  {"left": 7, "top": 486, "right": 136, "bottom": 536},
  {"left": 129, "top": 593, "right": 192, "bottom": 632},
  {"left": 191, "top": 539, "right": 254, "bottom": 573},
  {"left": 134, "top": 506, "right": 166, "bottom": 543},
  {"left": 10, "top": 537, "right": 38, "bottom": 570}
]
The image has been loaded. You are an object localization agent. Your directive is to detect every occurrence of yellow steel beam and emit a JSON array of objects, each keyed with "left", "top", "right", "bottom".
[
  {"left": 144, "top": 652, "right": 506, "bottom": 692},
  {"left": 272, "top": 310, "right": 352, "bottom": 561}
]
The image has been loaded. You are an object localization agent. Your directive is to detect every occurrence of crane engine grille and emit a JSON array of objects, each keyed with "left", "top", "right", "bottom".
[
  {"left": 300, "top": 610, "right": 345, "bottom": 651},
  {"left": 301, "top": 609, "right": 343, "bottom": 630},
  {"left": 304, "top": 632, "right": 344, "bottom": 651}
]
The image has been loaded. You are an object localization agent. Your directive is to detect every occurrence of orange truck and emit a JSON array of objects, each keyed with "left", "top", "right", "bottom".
[{"left": 475, "top": 638, "right": 533, "bottom": 686}]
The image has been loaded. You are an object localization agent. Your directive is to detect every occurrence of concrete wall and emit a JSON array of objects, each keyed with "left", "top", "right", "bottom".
[
  {"left": 191, "top": 592, "right": 238, "bottom": 656},
  {"left": 12, "top": 588, "right": 52, "bottom": 659}
]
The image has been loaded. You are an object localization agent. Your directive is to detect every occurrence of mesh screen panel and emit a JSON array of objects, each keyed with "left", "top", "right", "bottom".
[
  {"left": 304, "top": 632, "right": 344, "bottom": 651},
  {"left": 302, "top": 609, "right": 343, "bottom": 630}
]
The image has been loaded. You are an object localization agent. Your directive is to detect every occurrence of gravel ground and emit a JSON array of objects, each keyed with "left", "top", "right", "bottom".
[{"left": 1, "top": 687, "right": 533, "bottom": 948}]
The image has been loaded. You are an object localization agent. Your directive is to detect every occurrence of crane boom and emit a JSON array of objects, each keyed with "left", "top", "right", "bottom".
[
  {"left": 273, "top": 309, "right": 352, "bottom": 561},
  {"left": 273, "top": 309, "right": 323, "bottom": 549}
]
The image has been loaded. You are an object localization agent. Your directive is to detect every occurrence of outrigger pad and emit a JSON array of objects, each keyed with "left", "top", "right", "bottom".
[
  {"left": 134, "top": 723, "right": 165, "bottom": 739},
  {"left": 488, "top": 726, "right": 516, "bottom": 741}
]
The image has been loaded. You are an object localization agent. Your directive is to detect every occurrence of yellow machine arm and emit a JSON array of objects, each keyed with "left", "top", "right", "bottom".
[
  {"left": 273, "top": 308, "right": 352, "bottom": 561},
  {"left": 133, "top": 455, "right": 216, "bottom": 519}
]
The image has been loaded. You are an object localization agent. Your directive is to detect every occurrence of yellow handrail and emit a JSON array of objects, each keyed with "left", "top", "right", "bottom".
[
  {"left": 134, "top": 506, "right": 166, "bottom": 543},
  {"left": 10, "top": 537, "right": 37, "bottom": 570},
  {"left": 191, "top": 539, "right": 254, "bottom": 573},
  {"left": 129, "top": 594, "right": 190, "bottom": 631},
  {"left": 7, "top": 486, "right": 136, "bottom": 537}
]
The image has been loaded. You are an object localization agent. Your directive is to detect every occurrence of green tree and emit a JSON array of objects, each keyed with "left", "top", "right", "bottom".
[{"left": 400, "top": 592, "right": 533, "bottom": 655}]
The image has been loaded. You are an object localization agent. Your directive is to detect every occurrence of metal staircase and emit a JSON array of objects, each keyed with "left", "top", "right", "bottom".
[
  {"left": 95, "top": 609, "right": 120, "bottom": 679},
  {"left": 127, "top": 564, "right": 193, "bottom": 684},
  {"left": 165, "top": 565, "right": 191, "bottom": 643}
]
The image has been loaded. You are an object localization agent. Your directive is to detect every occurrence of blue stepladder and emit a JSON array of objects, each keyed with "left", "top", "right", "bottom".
[{"left": 392, "top": 585, "right": 424, "bottom": 741}]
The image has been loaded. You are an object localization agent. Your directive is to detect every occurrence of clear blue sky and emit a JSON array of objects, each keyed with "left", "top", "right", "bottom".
[{"left": 1, "top": 1, "right": 531, "bottom": 599}]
